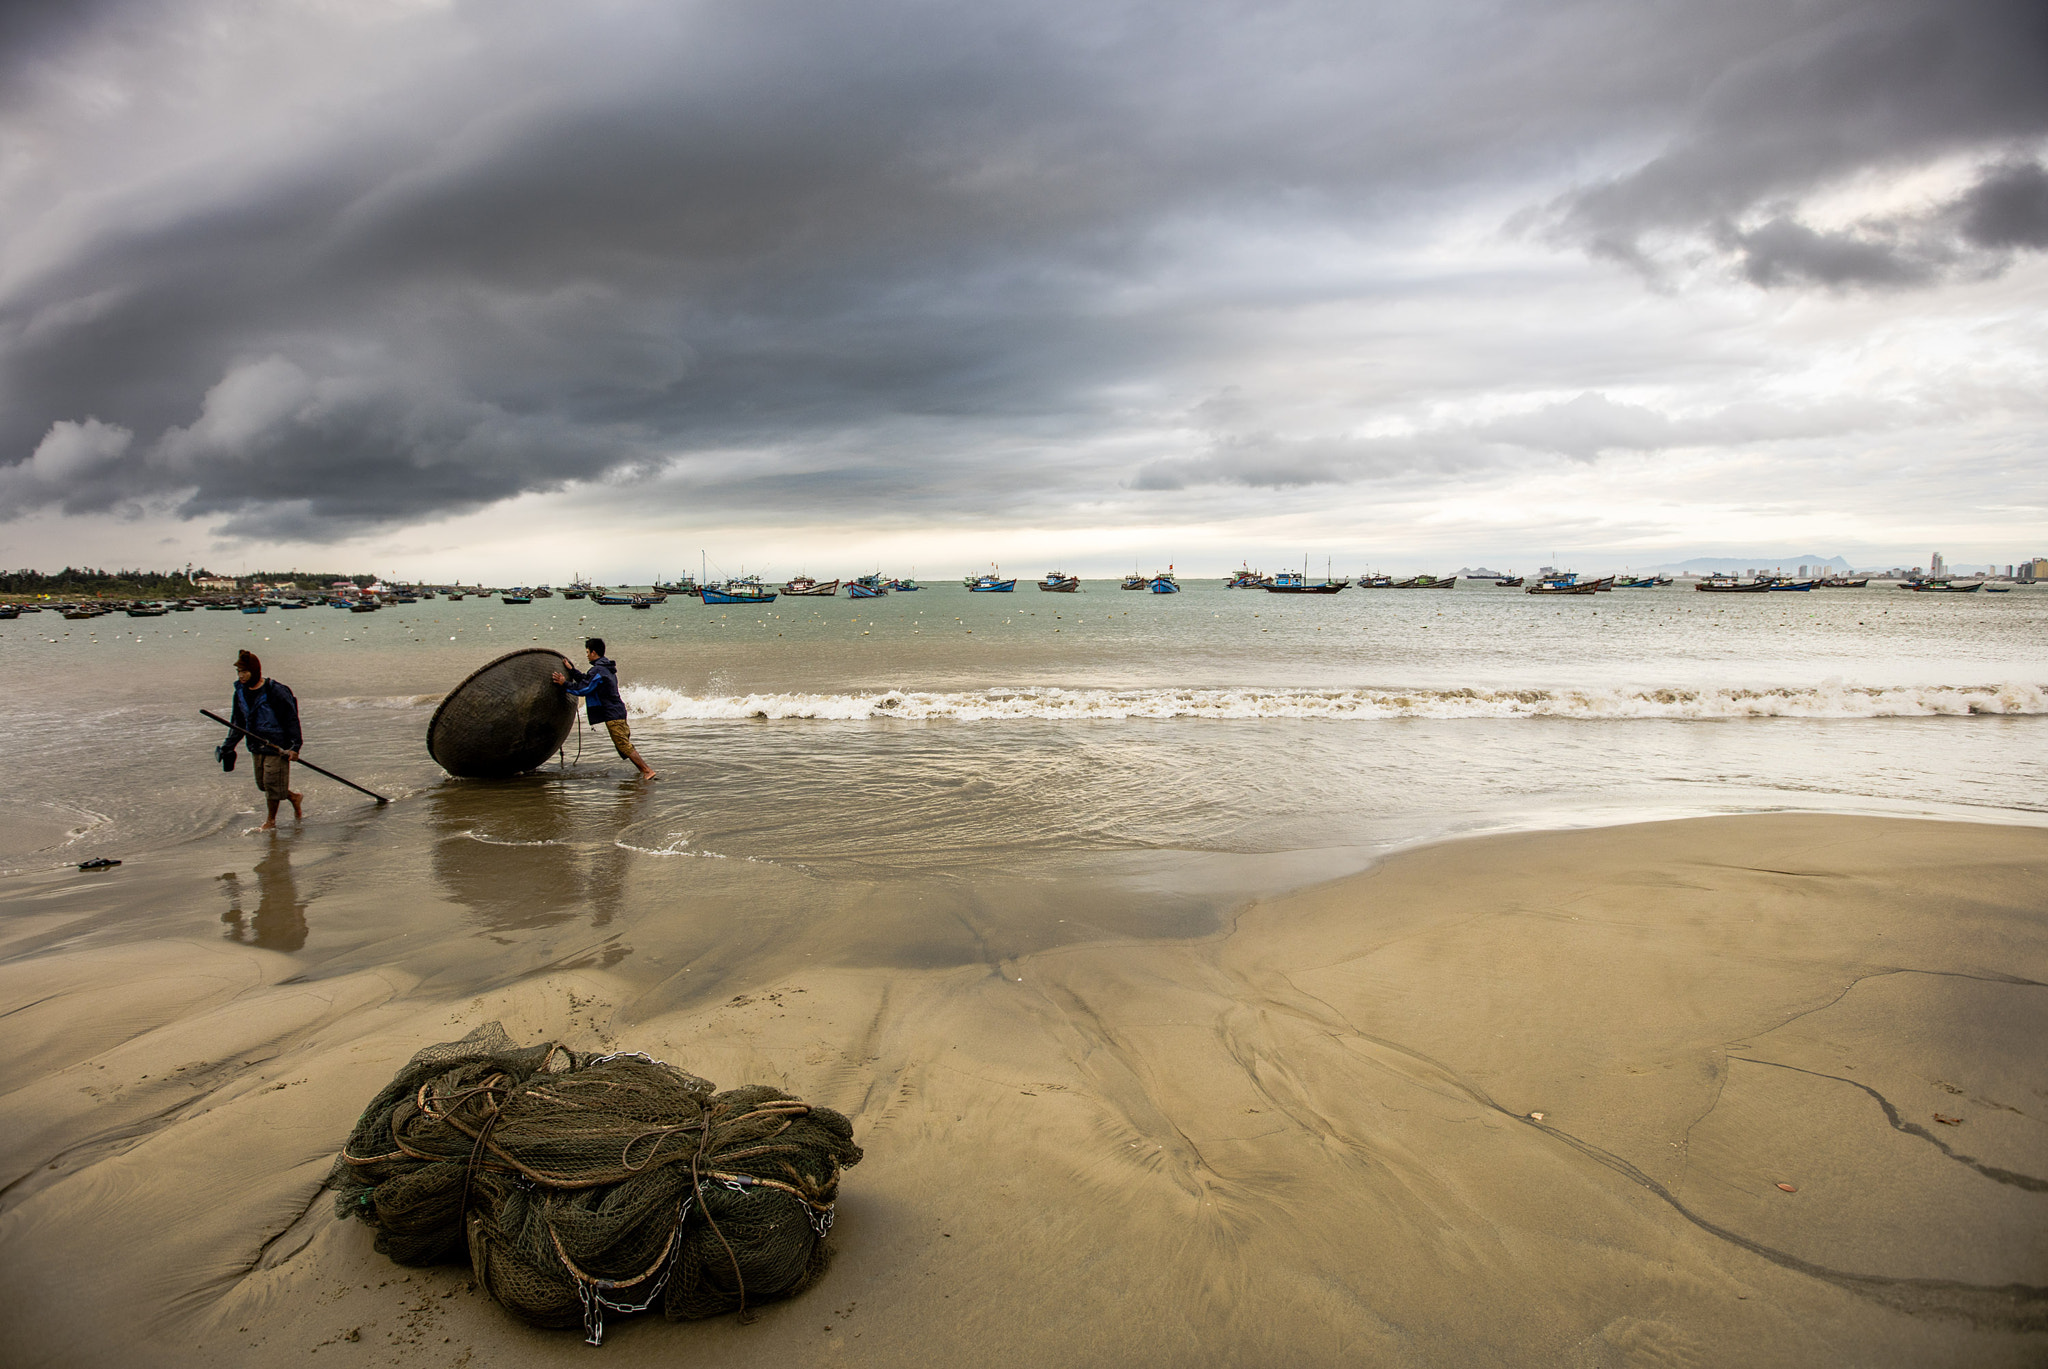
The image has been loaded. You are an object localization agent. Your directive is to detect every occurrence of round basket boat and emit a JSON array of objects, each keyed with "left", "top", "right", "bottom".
[{"left": 427, "top": 648, "right": 577, "bottom": 778}]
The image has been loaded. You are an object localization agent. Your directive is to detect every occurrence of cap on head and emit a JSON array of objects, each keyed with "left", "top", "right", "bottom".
[
  {"left": 236, "top": 649, "right": 261, "bottom": 677},
  {"left": 584, "top": 637, "right": 605, "bottom": 655}
]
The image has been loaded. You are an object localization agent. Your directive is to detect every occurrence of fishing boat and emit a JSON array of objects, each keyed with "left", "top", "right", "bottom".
[
  {"left": 1900, "top": 579, "right": 1982, "bottom": 593},
  {"left": 1525, "top": 580, "right": 1599, "bottom": 595},
  {"left": 1263, "top": 570, "right": 1344, "bottom": 594},
  {"left": 1817, "top": 577, "right": 1869, "bottom": 588},
  {"left": 847, "top": 579, "right": 887, "bottom": 599},
  {"left": 276, "top": 599, "right": 308, "bottom": 609},
  {"left": 125, "top": 604, "right": 168, "bottom": 616},
  {"left": 703, "top": 583, "right": 777, "bottom": 604},
  {"left": 888, "top": 576, "right": 922, "bottom": 591},
  {"left": 1766, "top": 579, "right": 1816, "bottom": 592},
  {"left": 1149, "top": 569, "right": 1180, "bottom": 594},
  {"left": 1038, "top": 571, "right": 1080, "bottom": 592},
  {"left": 530, "top": 587, "right": 553, "bottom": 599},
  {"left": 1987, "top": 585, "right": 2012, "bottom": 593},
  {"left": 965, "top": 568, "right": 1016, "bottom": 591},
  {"left": 1393, "top": 575, "right": 1456, "bottom": 589},
  {"left": 1494, "top": 576, "right": 1524, "bottom": 587},
  {"left": 782, "top": 576, "right": 840, "bottom": 596},
  {"left": 0, "top": 606, "right": 18, "bottom": 620},
  {"left": 1693, "top": 579, "right": 1772, "bottom": 593},
  {"left": 446, "top": 592, "right": 465, "bottom": 601},
  {"left": 1614, "top": 576, "right": 1658, "bottom": 588},
  {"left": 501, "top": 593, "right": 533, "bottom": 605},
  {"left": 349, "top": 599, "right": 381, "bottom": 612},
  {"left": 1120, "top": 572, "right": 1148, "bottom": 590},
  {"left": 592, "top": 591, "right": 636, "bottom": 605},
  {"left": 241, "top": 602, "right": 269, "bottom": 614},
  {"left": 1225, "top": 566, "right": 1266, "bottom": 589}
]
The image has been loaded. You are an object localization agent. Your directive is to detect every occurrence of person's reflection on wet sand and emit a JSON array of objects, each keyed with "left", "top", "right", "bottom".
[
  {"left": 220, "top": 837, "right": 309, "bottom": 952},
  {"left": 583, "top": 781, "right": 653, "bottom": 930}
]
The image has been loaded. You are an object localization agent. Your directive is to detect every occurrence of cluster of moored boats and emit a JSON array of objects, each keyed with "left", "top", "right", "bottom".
[
  {"left": 0, "top": 586, "right": 446, "bottom": 621},
  {"left": 6, "top": 567, "right": 2021, "bottom": 622}
]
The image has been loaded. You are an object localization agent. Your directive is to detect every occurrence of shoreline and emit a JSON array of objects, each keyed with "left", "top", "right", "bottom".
[{"left": 1, "top": 812, "right": 2043, "bottom": 1365}]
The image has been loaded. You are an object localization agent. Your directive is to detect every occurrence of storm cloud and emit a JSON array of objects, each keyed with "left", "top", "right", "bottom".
[{"left": 0, "top": 0, "right": 2043, "bottom": 553}]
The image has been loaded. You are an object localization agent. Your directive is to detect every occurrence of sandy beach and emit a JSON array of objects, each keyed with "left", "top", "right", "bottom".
[{"left": 1, "top": 811, "right": 2042, "bottom": 1367}]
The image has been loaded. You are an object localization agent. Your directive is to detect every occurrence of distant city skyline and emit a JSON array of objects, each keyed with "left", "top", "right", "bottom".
[{"left": 2, "top": 1, "right": 2043, "bottom": 578}]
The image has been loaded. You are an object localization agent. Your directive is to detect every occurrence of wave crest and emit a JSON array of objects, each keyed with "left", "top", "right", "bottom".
[{"left": 618, "top": 681, "right": 2047, "bottom": 722}]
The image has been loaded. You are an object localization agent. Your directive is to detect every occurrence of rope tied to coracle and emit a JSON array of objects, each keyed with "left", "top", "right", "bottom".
[{"left": 328, "top": 1023, "right": 862, "bottom": 1344}]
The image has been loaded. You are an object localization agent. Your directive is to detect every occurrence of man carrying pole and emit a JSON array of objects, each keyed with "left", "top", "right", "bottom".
[{"left": 226, "top": 649, "right": 305, "bottom": 828}]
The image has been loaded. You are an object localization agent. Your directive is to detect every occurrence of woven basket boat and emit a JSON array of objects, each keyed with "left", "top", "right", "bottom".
[{"left": 427, "top": 648, "right": 577, "bottom": 778}]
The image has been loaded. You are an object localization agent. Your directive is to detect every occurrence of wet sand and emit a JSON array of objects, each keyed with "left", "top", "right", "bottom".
[{"left": 1, "top": 813, "right": 2043, "bottom": 1367}]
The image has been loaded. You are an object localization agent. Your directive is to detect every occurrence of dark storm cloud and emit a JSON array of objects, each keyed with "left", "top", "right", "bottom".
[
  {"left": 0, "top": 0, "right": 2040, "bottom": 539},
  {"left": 1554, "top": 0, "right": 2048, "bottom": 288}
]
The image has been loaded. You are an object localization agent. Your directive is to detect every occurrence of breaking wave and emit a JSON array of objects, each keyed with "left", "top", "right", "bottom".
[{"left": 620, "top": 680, "right": 2047, "bottom": 722}]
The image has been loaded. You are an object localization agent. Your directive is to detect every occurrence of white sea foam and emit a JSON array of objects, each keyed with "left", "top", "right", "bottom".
[{"left": 620, "top": 680, "right": 2047, "bottom": 723}]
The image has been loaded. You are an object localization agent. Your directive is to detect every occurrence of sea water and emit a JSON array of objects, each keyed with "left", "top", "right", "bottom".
[{"left": 3, "top": 580, "right": 2042, "bottom": 971}]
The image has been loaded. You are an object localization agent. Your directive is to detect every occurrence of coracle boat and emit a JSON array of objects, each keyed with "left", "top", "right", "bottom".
[{"left": 1038, "top": 571, "right": 1080, "bottom": 592}]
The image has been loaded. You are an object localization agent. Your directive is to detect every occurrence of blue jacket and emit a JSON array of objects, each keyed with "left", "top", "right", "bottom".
[
  {"left": 228, "top": 678, "right": 302, "bottom": 755},
  {"left": 561, "top": 656, "right": 628, "bottom": 723}
]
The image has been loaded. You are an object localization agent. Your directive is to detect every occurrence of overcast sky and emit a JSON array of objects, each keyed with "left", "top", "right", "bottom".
[{"left": 1, "top": 0, "right": 2044, "bottom": 578}]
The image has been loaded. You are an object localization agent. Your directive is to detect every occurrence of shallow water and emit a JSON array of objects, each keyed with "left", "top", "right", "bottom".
[{"left": 2, "top": 578, "right": 2041, "bottom": 981}]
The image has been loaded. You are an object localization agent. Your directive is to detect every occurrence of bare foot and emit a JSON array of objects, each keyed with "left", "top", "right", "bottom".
[
  {"left": 257, "top": 820, "right": 277, "bottom": 831},
  {"left": 289, "top": 791, "right": 305, "bottom": 821}
]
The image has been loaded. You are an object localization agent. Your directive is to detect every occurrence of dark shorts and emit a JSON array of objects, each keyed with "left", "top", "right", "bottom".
[
  {"left": 604, "top": 718, "right": 635, "bottom": 756},
  {"left": 253, "top": 751, "right": 292, "bottom": 800}
]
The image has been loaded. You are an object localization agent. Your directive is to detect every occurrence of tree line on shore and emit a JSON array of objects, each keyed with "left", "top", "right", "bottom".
[{"left": 0, "top": 567, "right": 378, "bottom": 597}]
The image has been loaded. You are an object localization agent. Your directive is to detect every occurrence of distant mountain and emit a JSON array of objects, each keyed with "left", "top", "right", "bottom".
[{"left": 1631, "top": 554, "right": 1854, "bottom": 576}]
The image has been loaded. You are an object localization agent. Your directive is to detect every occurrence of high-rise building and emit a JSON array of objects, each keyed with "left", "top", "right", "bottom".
[{"left": 1930, "top": 551, "right": 1946, "bottom": 578}]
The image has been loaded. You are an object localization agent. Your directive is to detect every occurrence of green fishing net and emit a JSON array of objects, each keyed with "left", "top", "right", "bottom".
[{"left": 328, "top": 1023, "right": 862, "bottom": 1344}]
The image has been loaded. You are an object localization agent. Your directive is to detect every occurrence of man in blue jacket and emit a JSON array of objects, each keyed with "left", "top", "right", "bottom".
[
  {"left": 553, "top": 637, "right": 657, "bottom": 780},
  {"left": 227, "top": 649, "right": 305, "bottom": 828}
]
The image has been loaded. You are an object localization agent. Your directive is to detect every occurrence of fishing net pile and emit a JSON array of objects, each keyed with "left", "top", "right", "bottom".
[{"left": 328, "top": 1023, "right": 862, "bottom": 1344}]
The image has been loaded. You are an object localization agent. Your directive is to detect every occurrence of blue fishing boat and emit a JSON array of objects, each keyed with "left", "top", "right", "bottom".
[
  {"left": 703, "top": 583, "right": 777, "bottom": 604},
  {"left": 1149, "top": 569, "right": 1180, "bottom": 593},
  {"left": 965, "top": 568, "right": 1016, "bottom": 591},
  {"left": 241, "top": 602, "right": 268, "bottom": 613},
  {"left": 848, "top": 574, "right": 889, "bottom": 599},
  {"left": 887, "top": 577, "right": 922, "bottom": 591}
]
